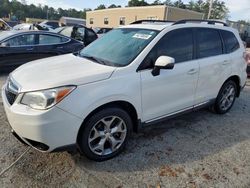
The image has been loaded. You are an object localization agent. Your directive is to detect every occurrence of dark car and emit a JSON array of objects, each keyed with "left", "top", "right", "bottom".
[
  {"left": 0, "top": 30, "right": 84, "bottom": 71},
  {"left": 57, "top": 25, "right": 97, "bottom": 46},
  {"left": 40, "top": 20, "right": 60, "bottom": 30}
]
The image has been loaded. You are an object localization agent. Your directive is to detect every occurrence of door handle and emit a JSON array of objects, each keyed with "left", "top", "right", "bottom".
[
  {"left": 187, "top": 69, "right": 198, "bottom": 75},
  {"left": 26, "top": 48, "right": 34, "bottom": 51},
  {"left": 57, "top": 46, "right": 63, "bottom": 49}
]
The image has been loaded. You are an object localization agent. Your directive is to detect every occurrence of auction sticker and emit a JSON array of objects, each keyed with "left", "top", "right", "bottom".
[{"left": 133, "top": 33, "right": 152, "bottom": 40}]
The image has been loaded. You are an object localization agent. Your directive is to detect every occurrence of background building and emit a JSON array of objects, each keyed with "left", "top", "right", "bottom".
[{"left": 86, "top": 5, "right": 204, "bottom": 28}]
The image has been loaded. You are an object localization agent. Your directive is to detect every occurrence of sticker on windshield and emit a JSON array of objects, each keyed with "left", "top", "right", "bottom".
[{"left": 133, "top": 33, "right": 152, "bottom": 40}]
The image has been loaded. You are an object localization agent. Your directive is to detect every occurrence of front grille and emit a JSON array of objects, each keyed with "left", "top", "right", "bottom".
[{"left": 5, "top": 89, "right": 17, "bottom": 105}]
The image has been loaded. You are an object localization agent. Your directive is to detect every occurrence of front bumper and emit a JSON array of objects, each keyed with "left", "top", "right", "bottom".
[{"left": 2, "top": 86, "right": 83, "bottom": 152}]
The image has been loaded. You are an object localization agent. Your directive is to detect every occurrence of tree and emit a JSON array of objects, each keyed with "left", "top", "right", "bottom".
[
  {"left": 108, "top": 4, "right": 121, "bottom": 8},
  {"left": 151, "top": 0, "right": 163, "bottom": 5},
  {"left": 163, "top": 0, "right": 173, "bottom": 5},
  {"left": 128, "top": 0, "right": 149, "bottom": 7},
  {"left": 95, "top": 4, "right": 106, "bottom": 10},
  {"left": 173, "top": 0, "right": 186, "bottom": 8},
  {"left": 182, "top": 0, "right": 229, "bottom": 20}
]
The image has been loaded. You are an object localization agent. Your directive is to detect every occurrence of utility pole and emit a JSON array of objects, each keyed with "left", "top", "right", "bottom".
[
  {"left": 207, "top": 0, "right": 213, "bottom": 19},
  {"left": 47, "top": 10, "right": 49, "bottom": 20}
]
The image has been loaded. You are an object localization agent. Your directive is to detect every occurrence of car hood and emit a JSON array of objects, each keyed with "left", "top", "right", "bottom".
[{"left": 11, "top": 54, "right": 116, "bottom": 92}]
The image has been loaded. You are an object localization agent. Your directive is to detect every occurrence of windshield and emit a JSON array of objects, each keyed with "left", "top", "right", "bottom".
[{"left": 79, "top": 28, "right": 159, "bottom": 67}]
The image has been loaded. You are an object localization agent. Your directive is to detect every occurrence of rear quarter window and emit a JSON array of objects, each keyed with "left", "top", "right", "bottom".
[{"left": 221, "top": 30, "right": 240, "bottom": 53}]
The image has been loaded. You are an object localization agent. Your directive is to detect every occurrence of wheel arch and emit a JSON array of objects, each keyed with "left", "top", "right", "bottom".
[
  {"left": 223, "top": 75, "right": 241, "bottom": 97},
  {"left": 77, "top": 100, "right": 139, "bottom": 145}
]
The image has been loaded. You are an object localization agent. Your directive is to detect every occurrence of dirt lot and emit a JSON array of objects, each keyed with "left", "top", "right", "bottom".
[{"left": 0, "top": 74, "right": 250, "bottom": 188}]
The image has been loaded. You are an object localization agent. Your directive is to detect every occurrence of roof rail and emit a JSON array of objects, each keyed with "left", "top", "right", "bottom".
[
  {"left": 173, "top": 19, "right": 228, "bottom": 26},
  {"left": 130, "top": 20, "right": 173, "bottom": 25}
]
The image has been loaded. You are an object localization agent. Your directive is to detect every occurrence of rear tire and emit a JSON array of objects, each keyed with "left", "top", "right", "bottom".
[
  {"left": 213, "top": 80, "right": 237, "bottom": 114},
  {"left": 78, "top": 107, "right": 132, "bottom": 161}
]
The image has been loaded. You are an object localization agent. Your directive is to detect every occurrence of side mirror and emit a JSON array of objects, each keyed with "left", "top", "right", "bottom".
[
  {"left": 0, "top": 42, "right": 9, "bottom": 47},
  {"left": 152, "top": 56, "right": 175, "bottom": 76}
]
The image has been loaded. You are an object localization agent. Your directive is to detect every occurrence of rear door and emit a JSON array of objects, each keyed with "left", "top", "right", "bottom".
[
  {"left": 194, "top": 28, "right": 232, "bottom": 105},
  {"left": 36, "top": 34, "right": 70, "bottom": 59},
  {"left": 0, "top": 34, "right": 36, "bottom": 68}
]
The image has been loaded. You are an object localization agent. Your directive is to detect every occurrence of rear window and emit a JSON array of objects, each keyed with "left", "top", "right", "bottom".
[
  {"left": 221, "top": 30, "right": 240, "bottom": 53},
  {"left": 197, "top": 28, "right": 223, "bottom": 58}
]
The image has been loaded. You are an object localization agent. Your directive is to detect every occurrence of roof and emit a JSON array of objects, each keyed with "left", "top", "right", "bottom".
[
  {"left": 121, "top": 20, "right": 237, "bottom": 33},
  {"left": 122, "top": 23, "right": 173, "bottom": 31}
]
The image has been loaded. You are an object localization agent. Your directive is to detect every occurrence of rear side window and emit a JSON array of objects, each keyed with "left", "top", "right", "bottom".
[
  {"left": 197, "top": 28, "right": 223, "bottom": 58},
  {"left": 221, "top": 30, "right": 239, "bottom": 53},
  {"left": 39, "top": 35, "right": 63, "bottom": 45}
]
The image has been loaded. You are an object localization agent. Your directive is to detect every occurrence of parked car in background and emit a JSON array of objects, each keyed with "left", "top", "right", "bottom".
[
  {"left": 13, "top": 23, "right": 54, "bottom": 31},
  {"left": 93, "top": 27, "right": 112, "bottom": 37},
  {"left": 39, "top": 20, "right": 59, "bottom": 29},
  {"left": 0, "top": 19, "right": 11, "bottom": 31},
  {"left": 0, "top": 30, "right": 84, "bottom": 71},
  {"left": 57, "top": 25, "right": 97, "bottom": 46}
]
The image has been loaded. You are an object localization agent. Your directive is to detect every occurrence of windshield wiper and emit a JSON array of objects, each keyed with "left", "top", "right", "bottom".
[{"left": 81, "top": 54, "right": 108, "bottom": 65}]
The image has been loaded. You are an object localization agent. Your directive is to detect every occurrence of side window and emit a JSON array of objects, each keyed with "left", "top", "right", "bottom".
[
  {"left": 197, "top": 28, "right": 223, "bottom": 58},
  {"left": 61, "top": 37, "right": 69, "bottom": 43},
  {"left": 221, "top": 30, "right": 240, "bottom": 53},
  {"left": 104, "top": 18, "right": 109, "bottom": 25},
  {"left": 6, "top": 34, "right": 35, "bottom": 47},
  {"left": 141, "top": 28, "right": 193, "bottom": 70},
  {"left": 60, "top": 27, "right": 73, "bottom": 37},
  {"left": 39, "top": 35, "right": 62, "bottom": 45}
]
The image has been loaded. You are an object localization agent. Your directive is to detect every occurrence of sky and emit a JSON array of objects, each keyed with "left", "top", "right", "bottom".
[{"left": 18, "top": 0, "right": 250, "bottom": 21}]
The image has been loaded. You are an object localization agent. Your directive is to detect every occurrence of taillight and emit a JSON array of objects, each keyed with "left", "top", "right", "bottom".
[{"left": 244, "top": 52, "right": 250, "bottom": 64}]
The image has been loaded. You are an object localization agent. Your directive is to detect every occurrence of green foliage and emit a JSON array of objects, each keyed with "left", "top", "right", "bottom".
[
  {"left": 95, "top": 4, "right": 106, "bottom": 10},
  {"left": 127, "top": 0, "right": 229, "bottom": 19},
  {"left": 0, "top": 0, "right": 230, "bottom": 21},
  {"left": 128, "top": 0, "right": 149, "bottom": 7},
  {"left": 0, "top": 0, "right": 89, "bottom": 21}
]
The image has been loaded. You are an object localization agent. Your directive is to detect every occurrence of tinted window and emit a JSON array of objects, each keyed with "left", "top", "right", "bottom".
[
  {"left": 221, "top": 30, "right": 239, "bottom": 53},
  {"left": 39, "top": 35, "right": 62, "bottom": 45},
  {"left": 6, "top": 34, "right": 35, "bottom": 47},
  {"left": 141, "top": 28, "right": 193, "bottom": 69},
  {"left": 86, "top": 29, "right": 96, "bottom": 38},
  {"left": 197, "top": 28, "right": 223, "bottom": 58}
]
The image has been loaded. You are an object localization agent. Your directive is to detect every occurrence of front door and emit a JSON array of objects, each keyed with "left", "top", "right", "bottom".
[
  {"left": 139, "top": 28, "right": 199, "bottom": 122},
  {"left": 0, "top": 34, "right": 37, "bottom": 69}
]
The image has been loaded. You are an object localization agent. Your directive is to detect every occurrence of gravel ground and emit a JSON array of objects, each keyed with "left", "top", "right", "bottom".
[{"left": 0, "top": 74, "right": 250, "bottom": 188}]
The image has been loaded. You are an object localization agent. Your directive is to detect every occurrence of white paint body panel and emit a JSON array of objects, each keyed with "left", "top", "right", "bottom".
[{"left": 2, "top": 23, "right": 247, "bottom": 151}]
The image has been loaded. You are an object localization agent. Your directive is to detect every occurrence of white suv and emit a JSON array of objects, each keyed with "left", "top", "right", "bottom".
[{"left": 2, "top": 20, "right": 247, "bottom": 161}]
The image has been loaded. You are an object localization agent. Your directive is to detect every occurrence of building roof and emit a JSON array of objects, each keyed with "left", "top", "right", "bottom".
[
  {"left": 60, "top": 17, "right": 86, "bottom": 22},
  {"left": 87, "top": 5, "right": 203, "bottom": 16}
]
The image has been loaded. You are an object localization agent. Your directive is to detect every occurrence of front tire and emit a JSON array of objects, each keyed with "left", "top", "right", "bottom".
[
  {"left": 213, "top": 80, "right": 237, "bottom": 114},
  {"left": 78, "top": 107, "right": 132, "bottom": 161}
]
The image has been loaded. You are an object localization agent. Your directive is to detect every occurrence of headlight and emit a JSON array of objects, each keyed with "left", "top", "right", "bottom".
[{"left": 21, "top": 86, "right": 76, "bottom": 110}]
